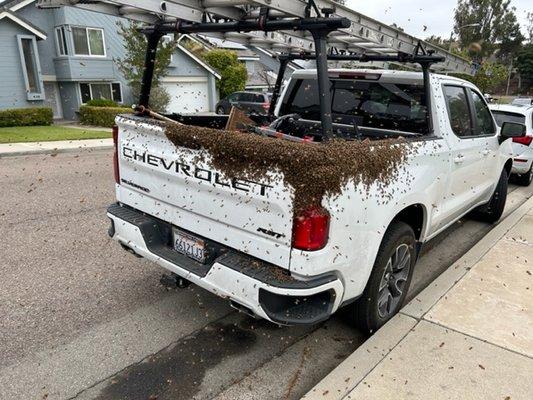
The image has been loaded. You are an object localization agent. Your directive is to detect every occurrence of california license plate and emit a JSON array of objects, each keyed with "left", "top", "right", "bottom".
[{"left": 173, "top": 229, "right": 206, "bottom": 263}]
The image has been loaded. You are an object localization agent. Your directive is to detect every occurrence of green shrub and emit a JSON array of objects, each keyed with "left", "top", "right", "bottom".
[
  {"left": 85, "top": 98, "right": 119, "bottom": 107},
  {"left": 79, "top": 105, "right": 132, "bottom": 128},
  {"left": 0, "top": 107, "right": 53, "bottom": 127},
  {"left": 204, "top": 49, "right": 247, "bottom": 98}
]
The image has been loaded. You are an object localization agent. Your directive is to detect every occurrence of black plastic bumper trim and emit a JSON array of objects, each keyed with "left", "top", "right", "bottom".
[
  {"left": 107, "top": 202, "right": 338, "bottom": 290},
  {"left": 258, "top": 288, "right": 335, "bottom": 325}
]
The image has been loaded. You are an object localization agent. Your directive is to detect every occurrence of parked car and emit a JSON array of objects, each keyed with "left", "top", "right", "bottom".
[
  {"left": 511, "top": 97, "right": 533, "bottom": 107},
  {"left": 216, "top": 91, "right": 271, "bottom": 115},
  {"left": 107, "top": 69, "right": 521, "bottom": 333},
  {"left": 490, "top": 104, "right": 533, "bottom": 186}
]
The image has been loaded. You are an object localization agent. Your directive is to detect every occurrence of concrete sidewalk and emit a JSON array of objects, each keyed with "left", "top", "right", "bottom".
[
  {"left": 0, "top": 138, "right": 112, "bottom": 157},
  {"left": 305, "top": 196, "right": 533, "bottom": 400}
]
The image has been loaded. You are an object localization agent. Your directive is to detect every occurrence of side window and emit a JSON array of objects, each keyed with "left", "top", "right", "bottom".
[
  {"left": 470, "top": 90, "right": 495, "bottom": 135},
  {"left": 443, "top": 86, "right": 472, "bottom": 137},
  {"left": 17, "top": 35, "right": 44, "bottom": 100},
  {"left": 242, "top": 93, "right": 255, "bottom": 102}
]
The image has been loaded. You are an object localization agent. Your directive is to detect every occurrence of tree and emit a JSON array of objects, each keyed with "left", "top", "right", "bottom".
[
  {"left": 203, "top": 49, "right": 247, "bottom": 98},
  {"left": 515, "top": 44, "right": 533, "bottom": 90},
  {"left": 116, "top": 22, "right": 177, "bottom": 111},
  {"left": 455, "top": 61, "right": 508, "bottom": 92},
  {"left": 454, "top": 0, "right": 524, "bottom": 60}
]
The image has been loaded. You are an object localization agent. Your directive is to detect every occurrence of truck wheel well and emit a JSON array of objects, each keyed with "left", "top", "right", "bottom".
[
  {"left": 391, "top": 204, "right": 425, "bottom": 241},
  {"left": 504, "top": 159, "right": 513, "bottom": 177}
]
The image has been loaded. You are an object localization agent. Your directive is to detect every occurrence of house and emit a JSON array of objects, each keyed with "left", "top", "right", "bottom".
[
  {"left": 162, "top": 43, "right": 220, "bottom": 114},
  {"left": 179, "top": 34, "right": 299, "bottom": 93},
  {"left": 0, "top": 0, "right": 220, "bottom": 119}
]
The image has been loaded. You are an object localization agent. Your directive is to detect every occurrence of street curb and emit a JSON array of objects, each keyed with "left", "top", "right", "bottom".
[
  {"left": 303, "top": 193, "right": 533, "bottom": 400},
  {"left": 0, "top": 143, "right": 113, "bottom": 158},
  {"left": 301, "top": 314, "right": 418, "bottom": 400}
]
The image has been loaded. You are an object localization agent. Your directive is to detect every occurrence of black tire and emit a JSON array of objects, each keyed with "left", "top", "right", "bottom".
[
  {"left": 470, "top": 169, "right": 508, "bottom": 223},
  {"left": 352, "top": 221, "right": 416, "bottom": 334},
  {"left": 216, "top": 106, "right": 225, "bottom": 115},
  {"left": 515, "top": 165, "right": 533, "bottom": 186}
]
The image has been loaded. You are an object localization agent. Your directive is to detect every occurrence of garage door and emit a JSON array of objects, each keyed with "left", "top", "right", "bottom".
[{"left": 163, "top": 80, "right": 210, "bottom": 114}]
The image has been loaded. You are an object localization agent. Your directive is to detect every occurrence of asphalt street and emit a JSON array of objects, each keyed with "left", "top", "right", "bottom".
[{"left": 1, "top": 149, "right": 531, "bottom": 400}]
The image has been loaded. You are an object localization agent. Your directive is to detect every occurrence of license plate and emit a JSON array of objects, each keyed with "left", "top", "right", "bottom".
[{"left": 173, "top": 229, "right": 206, "bottom": 263}]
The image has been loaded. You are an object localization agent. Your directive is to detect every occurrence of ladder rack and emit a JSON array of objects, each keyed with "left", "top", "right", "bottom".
[{"left": 37, "top": 0, "right": 473, "bottom": 75}]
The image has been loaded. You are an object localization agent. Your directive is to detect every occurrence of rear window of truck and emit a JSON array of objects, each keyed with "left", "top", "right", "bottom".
[
  {"left": 280, "top": 78, "right": 429, "bottom": 134},
  {"left": 491, "top": 111, "right": 526, "bottom": 127}
]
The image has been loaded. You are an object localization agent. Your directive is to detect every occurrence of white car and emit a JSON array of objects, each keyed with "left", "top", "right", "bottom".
[
  {"left": 490, "top": 104, "right": 533, "bottom": 186},
  {"left": 511, "top": 98, "right": 533, "bottom": 107},
  {"left": 106, "top": 70, "right": 519, "bottom": 333}
]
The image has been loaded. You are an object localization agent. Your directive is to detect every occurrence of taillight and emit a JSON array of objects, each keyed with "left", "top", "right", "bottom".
[
  {"left": 292, "top": 206, "right": 330, "bottom": 251},
  {"left": 112, "top": 125, "right": 120, "bottom": 184},
  {"left": 262, "top": 102, "right": 270, "bottom": 110},
  {"left": 512, "top": 136, "right": 533, "bottom": 146}
]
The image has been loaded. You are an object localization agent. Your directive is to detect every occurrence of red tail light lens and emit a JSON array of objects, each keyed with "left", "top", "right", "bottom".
[
  {"left": 262, "top": 102, "right": 270, "bottom": 110},
  {"left": 112, "top": 125, "right": 120, "bottom": 184},
  {"left": 292, "top": 206, "right": 330, "bottom": 251},
  {"left": 512, "top": 136, "right": 533, "bottom": 146}
]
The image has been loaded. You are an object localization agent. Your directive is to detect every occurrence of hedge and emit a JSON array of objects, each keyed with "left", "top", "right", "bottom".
[
  {"left": 0, "top": 107, "right": 53, "bottom": 127},
  {"left": 79, "top": 105, "right": 132, "bottom": 128},
  {"left": 85, "top": 98, "right": 119, "bottom": 107}
]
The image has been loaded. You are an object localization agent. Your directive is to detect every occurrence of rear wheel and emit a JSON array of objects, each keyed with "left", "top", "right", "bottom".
[
  {"left": 515, "top": 165, "right": 533, "bottom": 186},
  {"left": 352, "top": 221, "right": 416, "bottom": 334},
  {"left": 470, "top": 169, "right": 508, "bottom": 223}
]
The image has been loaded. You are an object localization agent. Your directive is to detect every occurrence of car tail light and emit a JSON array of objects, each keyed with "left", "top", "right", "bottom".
[
  {"left": 112, "top": 125, "right": 120, "bottom": 184},
  {"left": 262, "top": 102, "right": 270, "bottom": 110},
  {"left": 512, "top": 136, "right": 533, "bottom": 146},
  {"left": 292, "top": 206, "right": 330, "bottom": 251}
]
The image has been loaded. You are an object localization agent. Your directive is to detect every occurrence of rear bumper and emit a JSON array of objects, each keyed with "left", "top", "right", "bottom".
[
  {"left": 512, "top": 157, "right": 532, "bottom": 174},
  {"left": 107, "top": 203, "right": 344, "bottom": 325},
  {"left": 512, "top": 146, "right": 533, "bottom": 174}
]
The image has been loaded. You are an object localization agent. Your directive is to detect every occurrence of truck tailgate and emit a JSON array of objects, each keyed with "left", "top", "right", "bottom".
[{"left": 116, "top": 116, "right": 294, "bottom": 268}]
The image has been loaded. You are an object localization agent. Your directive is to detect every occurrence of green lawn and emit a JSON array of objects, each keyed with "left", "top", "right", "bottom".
[{"left": 0, "top": 125, "right": 111, "bottom": 144}]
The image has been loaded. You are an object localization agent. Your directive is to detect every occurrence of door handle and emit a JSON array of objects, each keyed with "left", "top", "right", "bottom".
[{"left": 454, "top": 154, "right": 465, "bottom": 164}]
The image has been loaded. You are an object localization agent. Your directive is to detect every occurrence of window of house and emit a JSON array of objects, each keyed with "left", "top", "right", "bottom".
[
  {"left": 72, "top": 27, "right": 105, "bottom": 56},
  {"left": 17, "top": 35, "right": 44, "bottom": 100},
  {"left": 55, "top": 26, "right": 68, "bottom": 56},
  {"left": 443, "top": 85, "right": 473, "bottom": 137},
  {"left": 80, "top": 83, "right": 122, "bottom": 103},
  {"left": 162, "top": 35, "right": 174, "bottom": 62}
]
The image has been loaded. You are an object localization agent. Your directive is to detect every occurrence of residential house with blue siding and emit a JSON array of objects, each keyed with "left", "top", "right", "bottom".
[{"left": 0, "top": 0, "right": 220, "bottom": 119}]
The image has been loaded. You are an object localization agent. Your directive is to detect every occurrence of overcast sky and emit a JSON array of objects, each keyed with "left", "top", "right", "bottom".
[{"left": 346, "top": 0, "right": 531, "bottom": 39}]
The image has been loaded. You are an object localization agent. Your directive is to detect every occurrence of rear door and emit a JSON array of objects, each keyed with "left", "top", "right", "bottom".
[
  {"left": 467, "top": 88, "right": 499, "bottom": 185},
  {"left": 237, "top": 93, "right": 255, "bottom": 113},
  {"left": 440, "top": 85, "right": 491, "bottom": 224}
]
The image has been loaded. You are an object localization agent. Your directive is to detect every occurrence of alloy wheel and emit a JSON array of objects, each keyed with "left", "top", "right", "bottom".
[{"left": 377, "top": 243, "right": 411, "bottom": 318}]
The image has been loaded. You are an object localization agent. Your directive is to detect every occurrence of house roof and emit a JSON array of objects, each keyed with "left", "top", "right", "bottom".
[
  {"left": 177, "top": 43, "right": 221, "bottom": 80},
  {"left": 1, "top": 0, "right": 36, "bottom": 11},
  {"left": 0, "top": 9, "right": 47, "bottom": 39},
  {"left": 196, "top": 35, "right": 259, "bottom": 60}
]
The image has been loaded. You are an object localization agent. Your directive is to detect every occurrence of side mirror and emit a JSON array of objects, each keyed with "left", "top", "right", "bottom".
[{"left": 500, "top": 122, "right": 526, "bottom": 142}]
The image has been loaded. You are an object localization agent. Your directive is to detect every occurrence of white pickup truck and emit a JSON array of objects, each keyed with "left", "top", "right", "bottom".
[{"left": 107, "top": 69, "right": 524, "bottom": 333}]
